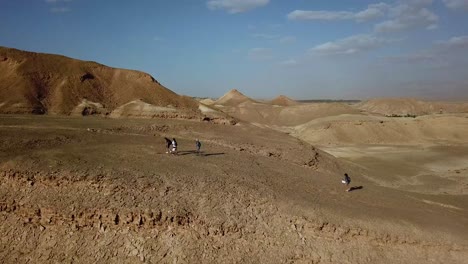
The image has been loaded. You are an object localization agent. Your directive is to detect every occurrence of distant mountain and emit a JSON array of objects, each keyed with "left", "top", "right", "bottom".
[
  {"left": 269, "top": 95, "right": 299, "bottom": 106},
  {"left": 0, "top": 46, "right": 198, "bottom": 115},
  {"left": 214, "top": 89, "right": 256, "bottom": 106}
]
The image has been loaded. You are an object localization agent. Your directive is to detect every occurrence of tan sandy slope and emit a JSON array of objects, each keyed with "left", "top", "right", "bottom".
[
  {"left": 214, "top": 89, "right": 256, "bottom": 106},
  {"left": 0, "top": 46, "right": 199, "bottom": 115},
  {"left": 218, "top": 100, "right": 360, "bottom": 127},
  {"left": 358, "top": 98, "right": 468, "bottom": 116},
  {"left": 293, "top": 113, "right": 468, "bottom": 146},
  {"left": 0, "top": 115, "right": 467, "bottom": 263},
  {"left": 199, "top": 98, "right": 215, "bottom": 105},
  {"left": 212, "top": 89, "right": 468, "bottom": 146},
  {"left": 268, "top": 95, "right": 299, "bottom": 106},
  {"left": 211, "top": 91, "right": 468, "bottom": 204}
]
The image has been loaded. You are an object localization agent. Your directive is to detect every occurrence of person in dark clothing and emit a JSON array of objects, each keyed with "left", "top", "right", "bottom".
[
  {"left": 164, "top": 137, "right": 172, "bottom": 153},
  {"left": 342, "top": 173, "right": 351, "bottom": 192},
  {"left": 195, "top": 139, "right": 201, "bottom": 155}
]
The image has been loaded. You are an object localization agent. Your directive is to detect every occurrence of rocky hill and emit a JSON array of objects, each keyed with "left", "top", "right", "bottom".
[
  {"left": 214, "top": 89, "right": 256, "bottom": 106},
  {"left": 269, "top": 95, "right": 299, "bottom": 106},
  {"left": 0, "top": 47, "right": 199, "bottom": 116}
]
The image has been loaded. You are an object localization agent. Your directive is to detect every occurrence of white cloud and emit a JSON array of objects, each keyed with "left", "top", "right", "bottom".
[
  {"left": 269, "top": 23, "right": 283, "bottom": 29},
  {"left": 252, "top": 33, "right": 279, "bottom": 39},
  {"left": 310, "top": 34, "right": 389, "bottom": 55},
  {"left": 355, "top": 3, "right": 391, "bottom": 22},
  {"left": 426, "top": 24, "right": 439, "bottom": 30},
  {"left": 252, "top": 34, "right": 296, "bottom": 44},
  {"left": 46, "top": 0, "right": 71, "bottom": 13},
  {"left": 279, "top": 36, "right": 296, "bottom": 44},
  {"left": 437, "top": 35, "right": 468, "bottom": 49},
  {"left": 406, "top": 0, "right": 434, "bottom": 6},
  {"left": 374, "top": 1, "right": 438, "bottom": 32},
  {"left": 287, "top": 1, "right": 439, "bottom": 32},
  {"left": 50, "top": 7, "right": 70, "bottom": 13},
  {"left": 383, "top": 35, "right": 468, "bottom": 66},
  {"left": 207, "top": 0, "right": 269, "bottom": 14},
  {"left": 385, "top": 53, "right": 435, "bottom": 63},
  {"left": 248, "top": 48, "right": 273, "bottom": 61},
  {"left": 288, "top": 10, "right": 355, "bottom": 21},
  {"left": 279, "top": 59, "right": 298, "bottom": 66},
  {"left": 287, "top": 3, "right": 389, "bottom": 22},
  {"left": 442, "top": 0, "right": 468, "bottom": 10}
]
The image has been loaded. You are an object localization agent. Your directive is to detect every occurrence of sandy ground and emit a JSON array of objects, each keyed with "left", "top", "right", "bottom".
[
  {"left": 1, "top": 115, "right": 468, "bottom": 263},
  {"left": 321, "top": 145, "right": 468, "bottom": 195}
]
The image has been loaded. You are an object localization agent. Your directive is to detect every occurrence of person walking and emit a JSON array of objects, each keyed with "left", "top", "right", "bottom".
[
  {"left": 164, "top": 137, "right": 172, "bottom": 153},
  {"left": 171, "top": 138, "right": 178, "bottom": 155},
  {"left": 195, "top": 139, "right": 201, "bottom": 155},
  {"left": 342, "top": 173, "right": 351, "bottom": 192}
]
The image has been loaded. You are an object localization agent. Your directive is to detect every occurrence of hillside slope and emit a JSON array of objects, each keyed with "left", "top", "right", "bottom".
[
  {"left": 214, "top": 89, "right": 256, "bottom": 106},
  {"left": 0, "top": 47, "right": 199, "bottom": 115},
  {"left": 293, "top": 113, "right": 468, "bottom": 146},
  {"left": 0, "top": 115, "right": 467, "bottom": 263},
  {"left": 357, "top": 98, "right": 468, "bottom": 116},
  {"left": 269, "top": 95, "right": 299, "bottom": 106}
]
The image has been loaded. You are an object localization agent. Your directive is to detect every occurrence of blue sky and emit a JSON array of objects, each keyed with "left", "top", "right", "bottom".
[{"left": 1, "top": 0, "right": 468, "bottom": 100}]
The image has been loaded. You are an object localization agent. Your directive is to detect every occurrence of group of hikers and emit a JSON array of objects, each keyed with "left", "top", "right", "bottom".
[
  {"left": 163, "top": 136, "right": 356, "bottom": 192},
  {"left": 164, "top": 137, "right": 201, "bottom": 155}
]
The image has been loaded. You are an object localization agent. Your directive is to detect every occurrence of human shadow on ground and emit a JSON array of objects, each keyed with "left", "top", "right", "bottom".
[
  {"left": 348, "top": 186, "right": 363, "bottom": 192},
  {"left": 177, "top": 150, "right": 225, "bottom": 157},
  {"left": 177, "top": 150, "right": 198, "bottom": 156},
  {"left": 202, "top": 152, "right": 225, "bottom": 157}
]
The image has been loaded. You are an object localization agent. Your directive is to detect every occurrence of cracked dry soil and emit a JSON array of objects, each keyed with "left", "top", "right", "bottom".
[{"left": 0, "top": 115, "right": 467, "bottom": 263}]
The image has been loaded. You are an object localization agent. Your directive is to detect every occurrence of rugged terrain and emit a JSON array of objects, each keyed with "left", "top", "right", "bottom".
[
  {"left": 0, "top": 47, "right": 199, "bottom": 116},
  {"left": 1, "top": 47, "right": 468, "bottom": 263},
  {"left": 0, "top": 115, "right": 467, "bottom": 263},
  {"left": 356, "top": 98, "right": 468, "bottom": 116}
]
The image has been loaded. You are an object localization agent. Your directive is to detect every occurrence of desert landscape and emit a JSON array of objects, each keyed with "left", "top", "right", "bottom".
[{"left": 1, "top": 46, "right": 468, "bottom": 264}]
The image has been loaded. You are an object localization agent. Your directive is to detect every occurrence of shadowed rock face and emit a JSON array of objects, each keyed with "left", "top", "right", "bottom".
[{"left": 0, "top": 46, "right": 199, "bottom": 115}]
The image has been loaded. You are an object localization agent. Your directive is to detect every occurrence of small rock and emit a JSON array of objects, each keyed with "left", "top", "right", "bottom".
[{"left": 130, "top": 248, "right": 139, "bottom": 256}]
